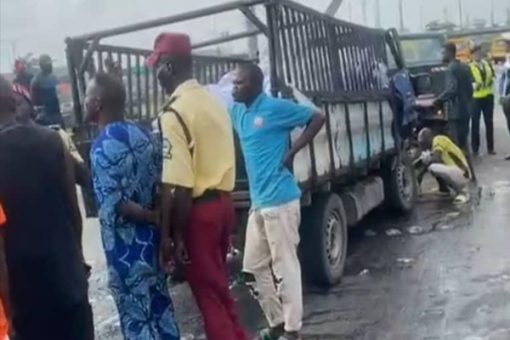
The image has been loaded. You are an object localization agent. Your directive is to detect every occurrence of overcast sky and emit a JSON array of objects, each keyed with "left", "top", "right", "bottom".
[{"left": 0, "top": 0, "right": 509, "bottom": 72}]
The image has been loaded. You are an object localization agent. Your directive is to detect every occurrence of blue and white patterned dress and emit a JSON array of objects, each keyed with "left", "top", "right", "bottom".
[{"left": 91, "top": 121, "right": 180, "bottom": 340}]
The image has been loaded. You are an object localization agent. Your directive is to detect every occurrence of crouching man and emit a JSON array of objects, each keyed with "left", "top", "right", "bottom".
[{"left": 417, "top": 127, "right": 471, "bottom": 204}]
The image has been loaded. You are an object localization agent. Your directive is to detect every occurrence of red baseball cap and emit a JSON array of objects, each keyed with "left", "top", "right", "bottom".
[{"left": 146, "top": 33, "right": 192, "bottom": 67}]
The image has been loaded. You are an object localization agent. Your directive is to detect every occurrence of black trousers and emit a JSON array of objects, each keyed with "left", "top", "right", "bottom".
[
  {"left": 448, "top": 119, "right": 470, "bottom": 152},
  {"left": 471, "top": 95, "right": 494, "bottom": 153},
  {"left": 503, "top": 100, "right": 510, "bottom": 136},
  {"left": 13, "top": 298, "right": 94, "bottom": 340}
]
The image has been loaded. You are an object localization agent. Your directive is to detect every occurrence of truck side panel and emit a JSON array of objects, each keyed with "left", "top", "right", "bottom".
[{"left": 293, "top": 100, "right": 395, "bottom": 185}]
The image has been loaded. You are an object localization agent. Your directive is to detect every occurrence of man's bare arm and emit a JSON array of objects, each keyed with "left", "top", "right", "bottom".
[
  {"left": 284, "top": 112, "right": 325, "bottom": 166},
  {"left": 60, "top": 138, "right": 84, "bottom": 256},
  {"left": 73, "top": 159, "right": 91, "bottom": 188},
  {"left": 172, "top": 186, "right": 193, "bottom": 265},
  {"left": 118, "top": 201, "right": 158, "bottom": 225}
]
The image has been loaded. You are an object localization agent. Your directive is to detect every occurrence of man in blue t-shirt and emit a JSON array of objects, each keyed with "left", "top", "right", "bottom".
[
  {"left": 31, "top": 55, "right": 63, "bottom": 127},
  {"left": 230, "top": 63, "right": 324, "bottom": 340}
]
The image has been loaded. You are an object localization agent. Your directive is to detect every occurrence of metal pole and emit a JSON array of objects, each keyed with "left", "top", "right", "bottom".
[
  {"left": 243, "top": 0, "right": 260, "bottom": 58},
  {"left": 69, "top": 0, "right": 266, "bottom": 42},
  {"left": 325, "top": 0, "right": 344, "bottom": 17}
]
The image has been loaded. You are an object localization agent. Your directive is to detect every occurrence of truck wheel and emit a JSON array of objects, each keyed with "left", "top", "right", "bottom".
[
  {"left": 383, "top": 155, "right": 416, "bottom": 212},
  {"left": 301, "top": 193, "right": 347, "bottom": 287}
]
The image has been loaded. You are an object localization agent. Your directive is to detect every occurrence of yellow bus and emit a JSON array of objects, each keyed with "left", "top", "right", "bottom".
[
  {"left": 448, "top": 37, "right": 474, "bottom": 63},
  {"left": 490, "top": 37, "right": 507, "bottom": 64}
]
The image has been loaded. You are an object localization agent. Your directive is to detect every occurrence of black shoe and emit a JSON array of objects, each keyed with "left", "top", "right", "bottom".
[
  {"left": 472, "top": 150, "right": 479, "bottom": 157},
  {"left": 506, "top": 155, "right": 510, "bottom": 161},
  {"left": 488, "top": 150, "right": 497, "bottom": 155}
]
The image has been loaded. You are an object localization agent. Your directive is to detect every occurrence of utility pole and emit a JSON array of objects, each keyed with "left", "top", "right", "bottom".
[
  {"left": 419, "top": 0, "right": 424, "bottom": 31},
  {"left": 490, "top": 0, "right": 495, "bottom": 27},
  {"left": 374, "top": 0, "right": 381, "bottom": 28},
  {"left": 362, "top": 0, "right": 368, "bottom": 26},
  {"left": 458, "top": 0, "right": 463, "bottom": 28},
  {"left": 398, "top": 0, "right": 404, "bottom": 32}
]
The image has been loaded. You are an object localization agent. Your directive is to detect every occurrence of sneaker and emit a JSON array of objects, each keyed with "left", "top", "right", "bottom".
[
  {"left": 488, "top": 150, "right": 497, "bottom": 155},
  {"left": 255, "top": 326, "right": 284, "bottom": 340},
  {"left": 454, "top": 193, "right": 470, "bottom": 204},
  {"left": 278, "top": 334, "right": 301, "bottom": 340}
]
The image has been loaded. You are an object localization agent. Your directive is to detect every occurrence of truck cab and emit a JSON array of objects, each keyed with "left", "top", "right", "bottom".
[
  {"left": 399, "top": 32, "right": 447, "bottom": 96},
  {"left": 396, "top": 32, "right": 449, "bottom": 135}
]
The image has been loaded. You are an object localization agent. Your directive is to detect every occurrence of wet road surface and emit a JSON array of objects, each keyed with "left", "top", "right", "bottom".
[{"left": 85, "top": 107, "right": 510, "bottom": 339}]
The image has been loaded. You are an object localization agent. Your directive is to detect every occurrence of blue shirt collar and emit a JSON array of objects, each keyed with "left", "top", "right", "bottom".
[{"left": 245, "top": 92, "right": 267, "bottom": 111}]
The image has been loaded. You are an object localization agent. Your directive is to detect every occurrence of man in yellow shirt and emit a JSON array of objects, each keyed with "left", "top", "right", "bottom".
[
  {"left": 417, "top": 128, "right": 470, "bottom": 203},
  {"left": 147, "top": 32, "right": 247, "bottom": 340}
]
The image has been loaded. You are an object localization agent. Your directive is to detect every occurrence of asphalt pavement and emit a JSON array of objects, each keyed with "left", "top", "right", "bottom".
[{"left": 84, "top": 104, "right": 510, "bottom": 340}]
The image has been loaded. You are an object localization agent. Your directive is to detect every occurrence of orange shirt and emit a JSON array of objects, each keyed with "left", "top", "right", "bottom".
[
  {"left": 0, "top": 204, "right": 5, "bottom": 226},
  {"left": 0, "top": 203, "right": 7, "bottom": 339}
]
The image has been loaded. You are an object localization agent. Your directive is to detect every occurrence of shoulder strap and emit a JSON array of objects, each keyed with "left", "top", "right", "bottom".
[
  {"left": 158, "top": 106, "right": 194, "bottom": 157},
  {"left": 168, "top": 107, "right": 194, "bottom": 155}
]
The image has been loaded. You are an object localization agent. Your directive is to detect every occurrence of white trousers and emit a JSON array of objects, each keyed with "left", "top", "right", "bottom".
[
  {"left": 242, "top": 200, "right": 303, "bottom": 332},
  {"left": 429, "top": 163, "right": 468, "bottom": 193}
]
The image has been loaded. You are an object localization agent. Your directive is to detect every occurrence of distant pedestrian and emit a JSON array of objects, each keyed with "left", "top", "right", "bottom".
[
  {"left": 435, "top": 42, "right": 474, "bottom": 152},
  {"left": 86, "top": 72, "right": 180, "bottom": 340},
  {"left": 417, "top": 128, "right": 470, "bottom": 204},
  {"left": 147, "top": 32, "right": 247, "bottom": 340},
  {"left": 231, "top": 63, "right": 325, "bottom": 340},
  {"left": 499, "top": 33, "right": 510, "bottom": 160},
  {"left": 31, "top": 54, "right": 63, "bottom": 126},
  {"left": 469, "top": 45, "right": 496, "bottom": 155},
  {"left": 0, "top": 76, "right": 93, "bottom": 340},
  {"left": 13, "top": 59, "right": 33, "bottom": 93}
]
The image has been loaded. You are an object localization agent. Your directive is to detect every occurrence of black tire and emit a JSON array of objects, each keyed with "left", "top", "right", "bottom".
[
  {"left": 383, "top": 154, "right": 417, "bottom": 213},
  {"left": 301, "top": 193, "right": 348, "bottom": 287}
]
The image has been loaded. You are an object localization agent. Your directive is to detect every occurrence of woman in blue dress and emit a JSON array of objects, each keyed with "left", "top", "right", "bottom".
[{"left": 86, "top": 73, "right": 180, "bottom": 340}]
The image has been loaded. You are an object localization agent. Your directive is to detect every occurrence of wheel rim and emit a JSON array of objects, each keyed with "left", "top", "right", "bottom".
[
  {"left": 397, "top": 162, "right": 414, "bottom": 202},
  {"left": 325, "top": 210, "right": 343, "bottom": 267}
]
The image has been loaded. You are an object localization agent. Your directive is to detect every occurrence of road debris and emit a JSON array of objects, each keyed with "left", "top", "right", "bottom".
[
  {"left": 446, "top": 211, "right": 461, "bottom": 219},
  {"left": 385, "top": 228, "right": 402, "bottom": 236},
  {"left": 359, "top": 269, "right": 370, "bottom": 276},
  {"left": 364, "top": 229, "right": 377, "bottom": 237},
  {"left": 437, "top": 224, "right": 454, "bottom": 231},
  {"left": 396, "top": 258, "right": 415, "bottom": 268},
  {"left": 407, "top": 225, "right": 425, "bottom": 235}
]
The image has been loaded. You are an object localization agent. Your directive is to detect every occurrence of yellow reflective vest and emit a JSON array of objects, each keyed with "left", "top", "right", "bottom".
[{"left": 470, "top": 60, "right": 494, "bottom": 98}]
